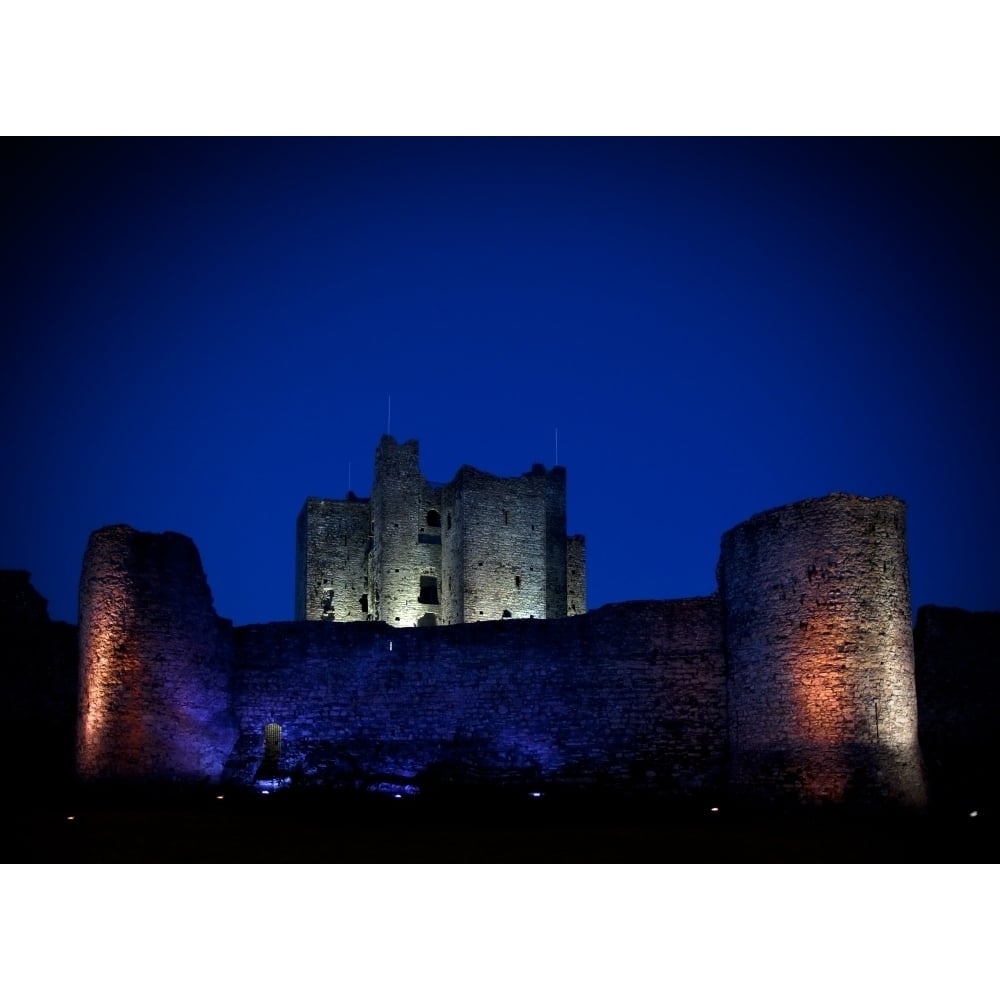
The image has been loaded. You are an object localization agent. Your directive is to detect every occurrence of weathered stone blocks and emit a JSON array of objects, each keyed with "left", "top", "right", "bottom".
[
  {"left": 297, "top": 436, "right": 586, "bottom": 627},
  {"left": 77, "top": 525, "right": 237, "bottom": 782},
  {"left": 229, "top": 598, "right": 726, "bottom": 793},
  {"left": 718, "top": 494, "right": 926, "bottom": 807},
  {"left": 73, "top": 491, "right": 941, "bottom": 808}
]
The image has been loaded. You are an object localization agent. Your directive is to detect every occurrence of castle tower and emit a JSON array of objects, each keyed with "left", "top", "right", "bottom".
[
  {"left": 445, "top": 464, "right": 551, "bottom": 622},
  {"left": 297, "top": 435, "right": 586, "bottom": 627},
  {"left": 717, "top": 494, "right": 926, "bottom": 807},
  {"left": 77, "top": 525, "right": 237, "bottom": 782},
  {"left": 370, "top": 436, "right": 439, "bottom": 626},
  {"left": 295, "top": 494, "right": 372, "bottom": 621}
]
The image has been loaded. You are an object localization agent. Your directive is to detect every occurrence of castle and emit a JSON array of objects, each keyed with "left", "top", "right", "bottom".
[
  {"left": 64, "top": 434, "right": 980, "bottom": 810},
  {"left": 296, "top": 436, "right": 586, "bottom": 627}
]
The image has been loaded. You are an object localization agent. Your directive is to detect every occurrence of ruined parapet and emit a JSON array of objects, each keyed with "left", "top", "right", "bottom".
[
  {"left": 296, "top": 494, "right": 372, "bottom": 622},
  {"left": 449, "top": 463, "right": 550, "bottom": 622},
  {"left": 718, "top": 494, "right": 926, "bottom": 808},
  {"left": 77, "top": 526, "right": 237, "bottom": 782}
]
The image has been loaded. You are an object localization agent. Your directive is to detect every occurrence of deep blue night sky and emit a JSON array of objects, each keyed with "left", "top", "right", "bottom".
[{"left": 3, "top": 138, "right": 998, "bottom": 625}]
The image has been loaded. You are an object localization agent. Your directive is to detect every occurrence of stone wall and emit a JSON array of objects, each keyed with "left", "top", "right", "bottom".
[
  {"left": 301, "top": 437, "right": 584, "bottom": 626},
  {"left": 295, "top": 495, "right": 372, "bottom": 621},
  {"left": 718, "top": 494, "right": 926, "bottom": 807},
  {"left": 449, "top": 464, "right": 550, "bottom": 623},
  {"left": 67, "top": 490, "right": 980, "bottom": 808},
  {"left": 226, "top": 597, "right": 726, "bottom": 795},
  {"left": 77, "top": 526, "right": 238, "bottom": 782}
]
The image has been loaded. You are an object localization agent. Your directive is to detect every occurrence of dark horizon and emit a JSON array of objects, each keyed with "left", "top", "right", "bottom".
[{"left": 3, "top": 138, "right": 998, "bottom": 625}]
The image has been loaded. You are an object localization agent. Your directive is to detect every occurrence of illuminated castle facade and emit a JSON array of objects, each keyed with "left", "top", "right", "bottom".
[
  {"left": 296, "top": 436, "right": 586, "bottom": 627},
  {"left": 70, "top": 442, "right": 937, "bottom": 808}
]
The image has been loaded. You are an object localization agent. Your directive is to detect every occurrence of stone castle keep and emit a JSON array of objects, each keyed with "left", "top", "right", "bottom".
[
  {"left": 296, "top": 436, "right": 586, "bottom": 627},
  {"left": 62, "top": 434, "right": 967, "bottom": 809}
]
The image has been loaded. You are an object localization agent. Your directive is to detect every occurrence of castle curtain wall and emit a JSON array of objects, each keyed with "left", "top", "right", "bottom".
[{"left": 226, "top": 599, "right": 727, "bottom": 793}]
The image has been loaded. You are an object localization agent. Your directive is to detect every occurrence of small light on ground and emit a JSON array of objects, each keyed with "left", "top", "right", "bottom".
[
  {"left": 394, "top": 794, "right": 402, "bottom": 799},
  {"left": 216, "top": 795, "right": 224, "bottom": 800},
  {"left": 66, "top": 816, "right": 75, "bottom": 821},
  {"left": 530, "top": 791, "right": 543, "bottom": 799},
  {"left": 710, "top": 806, "right": 719, "bottom": 812},
  {"left": 261, "top": 789, "right": 269, "bottom": 795},
  {"left": 970, "top": 810, "right": 978, "bottom": 818}
]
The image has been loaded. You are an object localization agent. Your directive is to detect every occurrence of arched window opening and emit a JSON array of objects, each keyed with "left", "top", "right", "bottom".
[
  {"left": 426, "top": 509, "right": 441, "bottom": 528},
  {"left": 502, "top": 609, "right": 512, "bottom": 618}
]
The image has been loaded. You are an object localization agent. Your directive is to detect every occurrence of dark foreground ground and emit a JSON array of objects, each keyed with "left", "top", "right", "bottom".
[{"left": 9, "top": 784, "right": 996, "bottom": 862}]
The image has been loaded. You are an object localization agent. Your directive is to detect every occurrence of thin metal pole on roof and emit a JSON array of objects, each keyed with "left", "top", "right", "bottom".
[
  {"left": 555, "top": 427, "right": 558, "bottom": 467},
  {"left": 387, "top": 394, "right": 391, "bottom": 435}
]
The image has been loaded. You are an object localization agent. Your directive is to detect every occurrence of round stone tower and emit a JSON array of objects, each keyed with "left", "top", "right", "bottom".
[
  {"left": 717, "top": 494, "right": 926, "bottom": 808},
  {"left": 77, "top": 525, "right": 237, "bottom": 782}
]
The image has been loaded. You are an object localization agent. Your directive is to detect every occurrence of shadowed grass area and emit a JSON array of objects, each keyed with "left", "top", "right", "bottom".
[{"left": 9, "top": 784, "right": 996, "bottom": 862}]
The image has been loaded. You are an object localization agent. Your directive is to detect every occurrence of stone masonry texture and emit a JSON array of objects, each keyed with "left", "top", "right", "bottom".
[
  {"left": 297, "top": 436, "right": 585, "bottom": 627},
  {"left": 225, "top": 597, "right": 726, "bottom": 793},
  {"left": 296, "top": 495, "right": 371, "bottom": 621},
  {"left": 63, "top": 484, "right": 992, "bottom": 810},
  {"left": 718, "top": 494, "right": 926, "bottom": 807},
  {"left": 77, "top": 526, "right": 238, "bottom": 782}
]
